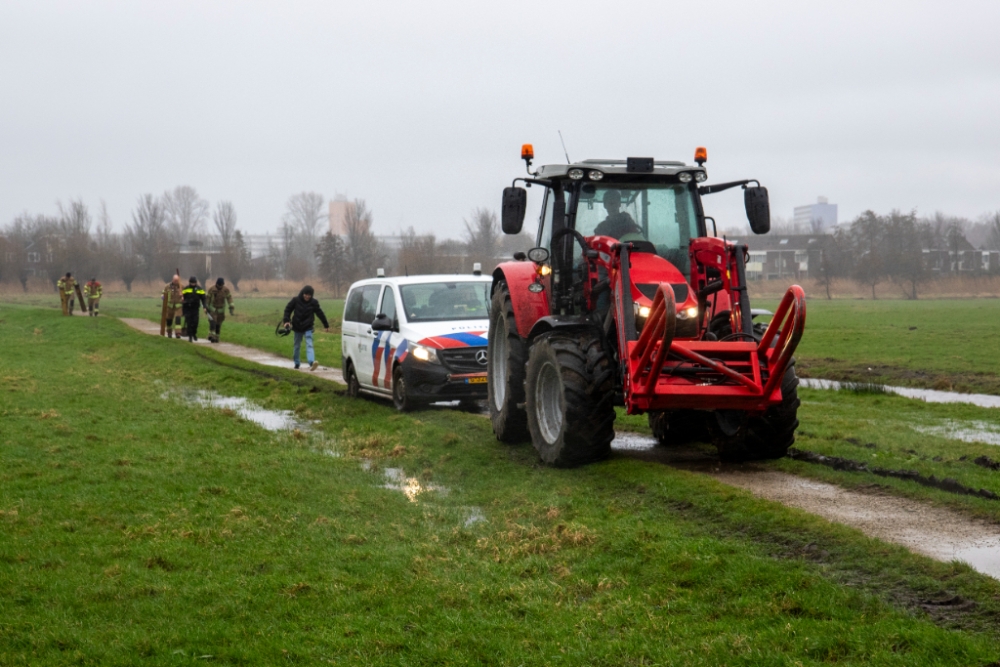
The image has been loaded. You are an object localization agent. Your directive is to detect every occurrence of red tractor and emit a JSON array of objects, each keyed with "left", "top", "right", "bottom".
[{"left": 488, "top": 146, "right": 806, "bottom": 466}]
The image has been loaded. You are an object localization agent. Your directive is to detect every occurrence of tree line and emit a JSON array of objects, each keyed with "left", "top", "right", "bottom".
[
  {"left": 812, "top": 210, "right": 1000, "bottom": 299},
  {"left": 0, "top": 188, "right": 534, "bottom": 294}
]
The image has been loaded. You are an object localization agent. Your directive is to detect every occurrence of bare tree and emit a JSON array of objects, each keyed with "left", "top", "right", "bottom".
[
  {"left": 163, "top": 185, "right": 209, "bottom": 245},
  {"left": 396, "top": 227, "right": 440, "bottom": 275},
  {"left": 213, "top": 201, "right": 238, "bottom": 249},
  {"left": 315, "top": 231, "right": 347, "bottom": 294},
  {"left": 128, "top": 194, "right": 170, "bottom": 282},
  {"left": 987, "top": 212, "right": 1000, "bottom": 251},
  {"left": 849, "top": 210, "right": 887, "bottom": 299},
  {"left": 344, "top": 199, "right": 387, "bottom": 282},
  {"left": 463, "top": 208, "right": 499, "bottom": 262},
  {"left": 282, "top": 192, "right": 326, "bottom": 274},
  {"left": 3, "top": 213, "right": 39, "bottom": 291}
]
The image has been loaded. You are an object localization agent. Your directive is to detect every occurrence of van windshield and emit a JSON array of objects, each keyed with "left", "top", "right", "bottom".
[{"left": 399, "top": 282, "right": 490, "bottom": 322}]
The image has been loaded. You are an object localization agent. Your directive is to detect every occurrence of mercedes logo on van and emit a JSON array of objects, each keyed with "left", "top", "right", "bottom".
[{"left": 475, "top": 349, "right": 488, "bottom": 365}]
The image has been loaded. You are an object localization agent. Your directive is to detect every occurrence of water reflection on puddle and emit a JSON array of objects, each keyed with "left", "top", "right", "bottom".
[
  {"left": 801, "top": 379, "right": 1000, "bottom": 409},
  {"left": 162, "top": 389, "right": 311, "bottom": 432},
  {"left": 611, "top": 431, "right": 658, "bottom": 451},
  {"left": 912, "top": 421, "right": 1000, "bottom": 447},
  {"left": 382, "top": 467, "right": 447, "bottom": 503}
]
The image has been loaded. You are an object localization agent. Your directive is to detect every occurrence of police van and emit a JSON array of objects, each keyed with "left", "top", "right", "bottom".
[{"left": 342, "top": 274, "right": 493, "bottom": 410}]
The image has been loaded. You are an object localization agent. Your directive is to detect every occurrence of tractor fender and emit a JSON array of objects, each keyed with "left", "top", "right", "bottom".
[
  {"left": 492, "top": 262, "right": 550, "bottom": 339},
  {"left": 526, "top": 315, "right": 595, "bottom": 343}
]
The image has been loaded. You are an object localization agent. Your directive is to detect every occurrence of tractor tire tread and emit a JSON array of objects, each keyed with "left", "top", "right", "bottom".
[{"left": 488, "top": 281, "right": 530, "bottom": 443}]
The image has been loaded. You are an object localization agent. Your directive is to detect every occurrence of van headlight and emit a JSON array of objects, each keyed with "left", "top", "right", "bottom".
[{"left": 410, "top": 344, "right": 440, "bottom": 364}]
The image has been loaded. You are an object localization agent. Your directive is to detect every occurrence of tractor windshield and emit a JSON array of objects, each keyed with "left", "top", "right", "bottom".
[{"left": 574, "top": 183, "right": 698, "bottom": 275}]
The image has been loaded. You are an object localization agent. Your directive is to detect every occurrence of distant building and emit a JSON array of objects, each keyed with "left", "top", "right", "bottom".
[
  {"left": 738, "top": 234, "right": 830, "bottom": 280},
  {"left": 329, "top": 195, "right": 355, "bottom": 236},
  {"left": 793, "top": 197, "right": 838, "bottom": 233}
]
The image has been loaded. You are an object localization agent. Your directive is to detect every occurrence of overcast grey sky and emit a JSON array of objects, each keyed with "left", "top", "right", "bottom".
[{"left": 2, "top": 0, "right": 999, "bottom": 239}]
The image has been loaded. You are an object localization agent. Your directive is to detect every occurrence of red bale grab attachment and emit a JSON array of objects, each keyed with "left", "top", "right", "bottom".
[{"left": 625, "top": 284, "right": 806, "bottom": 414}]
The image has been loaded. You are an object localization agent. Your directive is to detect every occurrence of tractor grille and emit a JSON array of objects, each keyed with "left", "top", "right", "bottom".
[
  {"left": 637, "top": 283, "right": 689, "bottom": 303},
  {"left": 440, "top": 348, "right": 488, "bottom": 373}
]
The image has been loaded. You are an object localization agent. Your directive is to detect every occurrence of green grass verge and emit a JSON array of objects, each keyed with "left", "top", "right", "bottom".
[{"left": 2, "top": 303, "right": 1000, "bottom": 665}]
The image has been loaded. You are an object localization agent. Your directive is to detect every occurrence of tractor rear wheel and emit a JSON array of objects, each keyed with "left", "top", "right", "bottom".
[
  {"left": 525, "top": 331, "right": 615, "bottom": 467},
  {"left": 488, "top": 281, "right": 530, "bottom": 443},
  {"left": 710, "top": 364, "right": 801, "bottom": 461},
  {"left": 648, "top": 410, "right": 708, "bottom": 446}
]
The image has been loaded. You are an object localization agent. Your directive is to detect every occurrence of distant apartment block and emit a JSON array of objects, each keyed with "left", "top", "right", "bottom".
[
  {"left": 793, "top": 197, "right": 838, "bottom": 233},
  {"left": 329, "top": 195, "right": 355, "bottom": 236}
]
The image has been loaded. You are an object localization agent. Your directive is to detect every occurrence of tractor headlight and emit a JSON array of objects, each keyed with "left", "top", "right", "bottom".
[
  {"left": 638, "top": 306, "right": 651, "bottom": 319},
  {"left": 411, "top": 344, "right": 440, "bottom": 364},
  {"left": 588, "top": 170, "right": 604, "bottom": 181},
  {"left": 568, "top": 168, "right": 584, "bottom": 180},
  {"left": 694, "top": 171, "right": 707, "bottom": 182},
  {"left": 686, "top": 306, "right": 699, "bottom": 319},
  {"left": 678, "top": 172, "right": 693, "bottom": 183}
]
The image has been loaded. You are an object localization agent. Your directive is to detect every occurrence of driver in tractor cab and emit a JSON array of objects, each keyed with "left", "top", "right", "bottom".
[{"left": 594, "top": 189, "right": 642, "bottom": 240}]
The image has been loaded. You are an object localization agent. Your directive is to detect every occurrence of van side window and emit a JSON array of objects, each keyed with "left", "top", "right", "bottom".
[
  {"left": 380, "top": 288, "right": 398, "bottom": 326},
  {"left": 359, "top": 285, "right": 381, "bottom": 324},
  {"left": 344, "top": 289, "right": 364, "bottom": 322}
]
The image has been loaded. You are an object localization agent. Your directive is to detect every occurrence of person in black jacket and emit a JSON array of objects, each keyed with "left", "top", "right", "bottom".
[
  {"left": 181, "top": 276, "right": 208, "bottom": 342},
  {"left": 282, "top": 285, "right": 330, "bottom": 370}
]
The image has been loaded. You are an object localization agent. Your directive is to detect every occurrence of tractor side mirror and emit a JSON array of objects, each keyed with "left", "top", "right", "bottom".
[
  {"left": 744, "top": 186, "right": 770, "bottom": 234},
  {"left": 371, "top": 314, "right": 393, "bottom": 331},
  {"left": 501, "top": 186, "right": 527, "bottom": 235}
]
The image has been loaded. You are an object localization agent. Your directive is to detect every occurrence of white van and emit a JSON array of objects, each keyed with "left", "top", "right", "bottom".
[{"left": 342, "top": 275, "right": 493, "bottom": 410}]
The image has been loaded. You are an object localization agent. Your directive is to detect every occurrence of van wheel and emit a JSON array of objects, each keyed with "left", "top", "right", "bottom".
[
  {"left": 393, "top": 366, "right": 417, "bottom": 412},
  {"left": 345, "top": 362, "right": 361, "bottom": 398}
]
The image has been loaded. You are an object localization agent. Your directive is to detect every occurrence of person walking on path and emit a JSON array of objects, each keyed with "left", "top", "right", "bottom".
[
  {"left": 56, "top": 272, "right": 77, "bottom": 315},
  {"left": 206, "top": 277, "right": 234, "bottom": 343},
  {"left": 162, "top": 275, "right": 185, "bottom": 338},
  {"left": 282, "top": 285, "right": 330, "bottom": 370},
  {"left": 83, "top": 278, "right": 102, "bottom": 316},
  {"left": 181, "top": 276, "right": 208, "bottom": 342}
]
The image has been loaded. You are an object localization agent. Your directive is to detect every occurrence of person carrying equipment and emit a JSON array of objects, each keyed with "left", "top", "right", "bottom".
[
  {"left": 161, "top": 275, "right": 185, "bottom": 338},
  {"left": 205, "top": 277, "right": 234, "bottom": 343},
  {"left": 84, "top": 278, "right": 102, "bottom": 316},
  {"left": 56, "top": 272, "right": 77, "bottom": 315},
  {"left": 181, "top": 276, "right": 208, "bottom": 342},
  {"left": 282, "top": 285, "right": 330, "bottom": 370}
]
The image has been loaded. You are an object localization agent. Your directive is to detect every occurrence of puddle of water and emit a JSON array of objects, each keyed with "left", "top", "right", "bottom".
[
  {"left": 611, "top": 431, "right": 658, "bottom": 451},
  {"left": 382, "top": 467, "right": 447, "bottom": 503},
  {"left": 801, "top": 378, "right": 1000, "bottom": 409},
  {"left": 163, "top": 389, "right": 310, "bottom": 432},
  {"left": 912, "top": 420, "right": 1000, "bottom": 447},
  {"left": 463, "top": 507, "right": 486, "bottom": 527}
]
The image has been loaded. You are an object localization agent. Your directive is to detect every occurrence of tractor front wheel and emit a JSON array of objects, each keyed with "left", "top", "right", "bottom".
[
  {"left": 525, "top": 331, "right": 615, "bottom": 467},
  {"left": 710, "top": 364, "right": 801, "bottom": 461},
  {"left": 488, "top": 281, "right": 529, "bottom": 443}
]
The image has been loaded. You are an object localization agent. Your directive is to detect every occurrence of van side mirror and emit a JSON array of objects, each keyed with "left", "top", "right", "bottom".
[
  {"left": 501, "top": 187, "right": 527, "bottom": 234},
  {"left": 744, "top": 186, "right": 770, "bottom": 234},
  {"left": 371, "top": 314, "right": 393, "bottom": 331}
]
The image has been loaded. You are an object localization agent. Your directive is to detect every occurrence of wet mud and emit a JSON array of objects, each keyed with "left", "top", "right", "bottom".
[{"left": 611, "top": 431, "right": 1000, "bottom": 579}]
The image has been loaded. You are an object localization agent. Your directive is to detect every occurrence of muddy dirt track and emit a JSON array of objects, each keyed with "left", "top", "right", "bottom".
[{"left": 119, "top": 315, "right": 1000, "bottom": 580}]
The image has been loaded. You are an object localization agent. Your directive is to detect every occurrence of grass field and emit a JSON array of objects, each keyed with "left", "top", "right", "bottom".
[
  {"left": 755, "top": 299, "right": 1000, "bottom": 394},
  {"left": 4, "top": 303, "right": 1000, "bottom": 665},
  {"left": 3, "top": 293, "right": 346, "bottom": 369}
]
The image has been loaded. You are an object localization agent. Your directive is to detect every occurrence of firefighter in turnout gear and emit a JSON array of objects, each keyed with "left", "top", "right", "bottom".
[
  {"left": 162, "top": 275, "right": 185, "bottom": 338},
  {"left": 181, "top": 276, "right": 208, "bottom": 342},
  {"left": 84, "top": 278, "right": 102, "bottom": 316},
  {"left": 56, "top": 272, "right": 77, "bottom": 315},
  {"left": 206, "top": 277, "right": 234, "bottom": 343}
]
